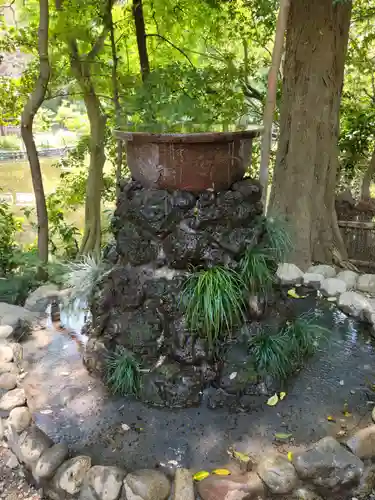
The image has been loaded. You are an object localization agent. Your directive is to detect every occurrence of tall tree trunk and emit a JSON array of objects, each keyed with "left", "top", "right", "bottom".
[
  {"left": 361, "top": 146, "right": 375, "bottom": 201},
  {"left": 70, "top": 42, "right": 107, "bottom": 256},
  {"left": 109, "top": 1, "right": 124, "bottom": 196},
  {"left": 21, "top": 0, "right": 50, "bottom": 266},
  {"left": 269, "top": 0, "right": 352, "bottom": 269},
  {"left": 259, "top": 0, "right": 290, "bottom": 209},
  {"left": 133, "top": 0, "right": 150, "bottom": 81}
]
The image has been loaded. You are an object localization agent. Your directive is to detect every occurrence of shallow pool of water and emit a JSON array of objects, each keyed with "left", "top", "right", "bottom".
[{"left": 21, "top": 295, "right": 375, "bottom": 473}]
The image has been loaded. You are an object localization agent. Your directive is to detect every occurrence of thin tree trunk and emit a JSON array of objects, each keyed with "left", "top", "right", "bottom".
[
  {"left": 70, "top": 41, "right": 107, "bottom": 256},
  {"left": 133, "top": 0, "right": 150, "bottom": 81},
  {"left": 361, "top": 146, "right": 375, "bottom": 201},
  {"left": 109, "top": 1, "right": 124, "bottom": 196},
  {"left": 269, "top": 0, "right": 352, "bottom": 269},
  {"left": 21, "top": 0, "right": 50, "bottom": 266},
  {"left": 259, "top": 0, "right": 290, "bottom": 209}
]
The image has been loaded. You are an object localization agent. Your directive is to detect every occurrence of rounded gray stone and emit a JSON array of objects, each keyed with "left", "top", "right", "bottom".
[
  {"left": 0, "top": 362, "right": 19, "bottom": 375},
  {"left": 257, "top": 454, "right": 298, "bottom": 494},
  {"left": 34, "top": 442, "right": 69, "bottom": 479},
  {"left": 0, "top": 345, "right": 13, "bottom": 363},
  {"left": 346, "top": 425, "right": 375, "bottom": 460},
  {"left": 53, "top": 455, "right": 92, "bottom": 495},
  {"left": 123, "top": 469, "right": 171, "bottom": 500},
  {"left": 0, "top": 388, "right": 26, "bottom": 411},
  {"left": 307, "top": 265, "right": 336, "bottom": 279},
  {"left": 0, "top": 325, "right": 13, "bottom": 340},
  {"left": 8, "top": 406, "right": 32, "bottom": 432},
  {"left": 0, "top": 372, "right": 17, "bottom": 390},
  {"left": 80, "top": 465, "right": 126, "bottom": 500},
  {"left": 19, "top": 425, "right": 53, "bottom": 466}
]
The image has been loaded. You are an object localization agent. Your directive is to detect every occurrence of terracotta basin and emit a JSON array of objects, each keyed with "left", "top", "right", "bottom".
[{"left": 115, "top": 128, "right": 263, "bottom": 192}]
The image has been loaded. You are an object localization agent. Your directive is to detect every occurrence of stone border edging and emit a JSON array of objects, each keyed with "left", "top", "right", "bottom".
[{"left": 1, "top": 326, "right": 375, "bottom": 500}]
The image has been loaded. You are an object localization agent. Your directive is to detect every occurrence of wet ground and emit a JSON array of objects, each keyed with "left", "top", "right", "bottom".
[{"left": 21, "top": 295, "right": 375, "bottom": 473}]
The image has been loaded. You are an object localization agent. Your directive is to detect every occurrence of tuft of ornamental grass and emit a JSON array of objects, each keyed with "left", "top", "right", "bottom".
[
  {"left": 240, "top": 246, "right": 275, "bottom": 295},
  {"left": 63, "top": 254, "right": 108, "bottom": 307},
  {"left": 261, "top": 214, "right": 292, "bottom": 263},
  {"left": 284, "top": 311, "right": 329, "bottom": 362},
  {"left": 249, "top": 327, "right": 292, "bottom": 380},
  {"left": 106, "top": 346, "right": 141, "bottom": 396},
  {"left": 183, "top": 266, "right": 246, "bottom": 350}
]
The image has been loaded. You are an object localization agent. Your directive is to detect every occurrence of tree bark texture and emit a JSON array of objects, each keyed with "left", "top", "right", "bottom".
[
  {"left": 361, "top": 146, "right": 375, "bottom": 201},
  {"left": 70, "top": 41, "right": 107, "bottom": 256},
  {"left": 269, "top": 0, "right": 352, "bottom": 269},
  {"left": 259, "top": 0, "right": 290, "bottom": 208},
  {"left": 133, "top": 0, "right": 150, "bottom": 81},
  {"left": 21, "top": 0, "right": 50, "bottom": 265}
]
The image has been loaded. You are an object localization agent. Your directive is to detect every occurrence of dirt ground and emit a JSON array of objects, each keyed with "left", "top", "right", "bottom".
[{"left": 0, "top": 447, "right": 41, "bottom": 500}]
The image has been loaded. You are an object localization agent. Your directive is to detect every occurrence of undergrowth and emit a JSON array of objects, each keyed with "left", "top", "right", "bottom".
[
  {"left": 240, "top": 246, "right": 275, "bottom": 295},
  {"left": 261, "top": 214, "right": 292, "bottom": 262},
  {"left": 250, "top": 312, "right": 329, "bottom": 380},
  {"left": 106, "top": 346, "right": 141, "bottom": 396},
  {"left": 183, "top": 266, "right": 246, "bottom": 350}
]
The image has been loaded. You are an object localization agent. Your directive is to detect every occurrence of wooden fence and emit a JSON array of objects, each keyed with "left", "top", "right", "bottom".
[{"left": 339, "top": 220, "right": 375, "bottom": 270}]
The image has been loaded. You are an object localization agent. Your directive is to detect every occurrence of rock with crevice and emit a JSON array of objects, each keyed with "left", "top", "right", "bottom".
[
  {"left": 307, "top": 265, "right": 336, "bottom": 279},
  {"left": 79, "top": 465, "right": 125, "bottom": 500},
  {"left": 292, "top": 436, "right": 364, "bottom": 491},
  {"left": 8, "top": 406, "right": 32, "bottom": 433},
  {"left": 346, "top": 425, "right": 375, "bottom": 459},
  {"left": 276, "top": 263, "right": 304, "bottom": 286},
  {"left": 197, "top": 472, "right": 265, "bottom": 500},
  {"left": 303, "top": 273, "right": 324, "bottom": 289},
  {"left": 52, "top": 455, "right": 92, "bottom": 495},
  {"left": 24, "top": 284, "right": 61, "bottom": 313},
  {"left": 173, "top": 468, "right": 195, "bottom": 500},
  {"left": 321, "top": 278, "right": 347, "bottom": 297},
  {"left": 336, "top": 270, "right": 358, "bottom": 290},
  {"left": 18, "top": 425, "right": 53, "bottom": 467},
  {"left": 257, "top": 454, "right": 298, "bottom": 494},
  {"left": 33, "top": 442, "right": 69, "bottom": 480},
  {"left": 0, "top": 387, "right": 26, "bottom": 411},
  {"left": 123, "top": 469, "right": 171, "bottom": 500},
  {"left": 337, "top": 291, "right": 374, "bottom": 320},
  {"left": 357, "top": 274, "right": 375, "bottom": 294}
]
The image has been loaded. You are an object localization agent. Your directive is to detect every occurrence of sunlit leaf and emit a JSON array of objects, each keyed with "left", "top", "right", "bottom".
[
  {"left": 212, "top": 468, "right": 231, "bottom": 476},
  {"left": 279, "top": 391, "right": 286, "bottom": 400},
  {"left": 327, "top": 415, "right": 336, "bottom": 422},
  {"left": 267, "top": 394, "right": 279, "bottom": 406},
  {"left": 287, "top": 451, "right": 293, "bottom": 461},
  {"left": 274, "top": 432, "right": 292, "bottom": 440},
  {"left": 287, "top": 288, "right": 307, "bottom": 299},
  {"left": 193, "top": 471, "right": 210, "bottom": 481}
]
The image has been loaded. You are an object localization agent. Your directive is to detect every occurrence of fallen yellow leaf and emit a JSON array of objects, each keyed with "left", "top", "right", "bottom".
[
  {"left": 279, "top": 392, "right": 286, "bottom": 400},
  {"left": 287, "top": 289, "right": 307, "bottom": 299},
  {"left": 232, "top": 450, "right": 251, "bottom": 463},
  {"left": 327, "top": 415, "right": 336, "bottom": 422},
  {"left": 193, "top": 471, "right": 210, "bottom": 481},
  {"left": 343, "top": 411, "right": 352, "bottom": 417},
  {"left": 267, "top": 394, "right": 279, "bottom": 406},
  {"left": 212, "top": 468, "right": 231, "bottom": 476},
  {"left": 287, "top": 452, "right": 293, "bottom": 461},
  {"left": 275, "top": 432, "right": 292, "bottom": 440}
]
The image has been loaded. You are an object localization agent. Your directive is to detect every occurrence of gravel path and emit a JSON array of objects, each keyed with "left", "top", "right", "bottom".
[{"left": 0, "top": 448, "right": 41, "bottom": 500}]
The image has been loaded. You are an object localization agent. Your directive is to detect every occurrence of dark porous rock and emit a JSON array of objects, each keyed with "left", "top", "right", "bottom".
[
  {"left": 292, "top": 436, "right": 364, "bottom": 491},
  {"left": 171, "top": 190, "right": 196, "bottom": 209},
  {"left": 140, "top": 363, "right": 203, "bottom": 408},
  {"left": 163, "top": 227, "right": 208, "bottom": 268},
  {"left": 102, "top": 240, "right": 119, "bottom": 265},
  {"left": 219, "top": 343, "right": 259, "bottom": 395},
  {"left": 210, "top": 226, "right": 262, "bottom": 257},
  {"left": 232, "top": 178, "right": 262, "bottom": 203},
  {"left": 206, "top": 388, "right": 237, "bottom": 410},
  {"left": 117, "top": 221, "right": 159, "bottom": 266},
  {"left": 171, "top": 318, "right": 207, "bottom": 365}
]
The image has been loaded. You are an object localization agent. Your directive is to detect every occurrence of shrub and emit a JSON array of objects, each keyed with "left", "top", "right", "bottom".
[
  {"left": 63, "top": 254, "right": 109, "bottom": 307},
  {"left": 250, "top": 327, "right": 292, "bottom": 380},
  {"left": 0, "top": 200, "right": 21, "bottom": 276},
  {"left": 183, "top": 266, "right": 246, "bottom": 350},
  {"left": 240, "top": 246, "right": 275, "bottom": 295},
  {"left": 106, "top": 347, "right": 141, "bottom": 396},
  {"left": 261, "top": 214, "right": 292, "bottom": 262},
  {"left": 285, "top": 311, "right": 328, "bottom": 362}
]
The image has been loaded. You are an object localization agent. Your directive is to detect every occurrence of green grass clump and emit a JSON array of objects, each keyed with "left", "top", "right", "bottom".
[
  {"left": 261, "top": 214, "right": 292, "bottom": 262},
  {"left": 183, "top": 266, "right": 246, "bottom": 350},
  {"left": 106, "top": 346, "right": 141, "bottom": 396},
  {"left": 63, "top": 254, "right": 108, "bottom": 306},
  {"left": 240, "top": 247, "right": 275, "bottom": 295},
  {"left": 285, "top": 312, "right": 329, "bottom": 362},
  {"left": 250, "top": 312, "right": 329, "bottom": 381},
  {"left": 249, "top": 327, "right": 291, "bottom": 380}
]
